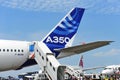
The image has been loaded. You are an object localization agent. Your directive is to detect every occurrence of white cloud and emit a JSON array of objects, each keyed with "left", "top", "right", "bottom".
[
  {"left": 0, "top": 0, "right": 120, "bottom": 14},
  {"left": 93, "top": 49, "right": 120, "bottom": 57},
  {"left": 94, "top": 0, "right": 120, "bottom": 14},
  {"left": 0, "top": 0, "right": 83, "bottom": 12}
]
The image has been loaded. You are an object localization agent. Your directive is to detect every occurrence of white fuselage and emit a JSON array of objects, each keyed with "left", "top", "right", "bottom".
[
  {"left": 102, "top": 65, "right": 120, "bottom": 75},
  {"left": 0, "top": 40, "right": 30, "bottom": 71}
]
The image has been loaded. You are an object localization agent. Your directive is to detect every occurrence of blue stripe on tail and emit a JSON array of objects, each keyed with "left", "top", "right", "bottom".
[{"left": 43, "top": 7, "right": 85, "bottom": 57}]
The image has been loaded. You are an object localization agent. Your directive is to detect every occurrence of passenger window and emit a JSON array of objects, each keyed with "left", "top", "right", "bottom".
[
  {"left": 7, "top": 49, "right": 9, "bottom": 52},
  {"left": 11, "top": 49, "right": 13, "bottom": 52},
  {"left": 21, "top": 50, "right": 24, "bottom": 52},
  {"left": 18, "top": 49, "right": 20, "bottom": 52},
  {"left": 14, "top": 49, "right": 16, "bottom": 52},
  {"left": 3, "top": 49, "right": 5, "bottom": 52},
  {"left": 0, "top": 49, "right": 1, "bottom": 52}
]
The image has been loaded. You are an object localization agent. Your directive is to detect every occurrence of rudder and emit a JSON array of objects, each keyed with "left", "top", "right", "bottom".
[{"left": 42, "top": 7, "right": 85, "bottom": 57}]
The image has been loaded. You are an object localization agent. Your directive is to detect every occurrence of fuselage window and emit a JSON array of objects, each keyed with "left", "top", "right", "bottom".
[
  {"left": 7, "top": 49, "right": 9, "bottom": 52},
  {"left": 0, "top": 49, "right": 25, "bottom": 53},
  {"left": 14, "top": 49, "right": 16, "bottom": 52},
  {"left": 18, "top": 49, "right": 20, "bottom": 52},
  {"left": 11, "top": 49, "right": 13, "bottom": 52},
  {"left": 21, "top": 50, "right": 24, "bottom": 52},
  {"left": 3, "top": 49, "right": 5, "bottom": 52}
]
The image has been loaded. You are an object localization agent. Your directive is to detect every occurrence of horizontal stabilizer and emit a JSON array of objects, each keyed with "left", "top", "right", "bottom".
[
  {"left": 83, "top": 66, "right": 105, "bottom": 71},
  {"left": 56, "top": 41, "right": 113, "bottom": 58}
]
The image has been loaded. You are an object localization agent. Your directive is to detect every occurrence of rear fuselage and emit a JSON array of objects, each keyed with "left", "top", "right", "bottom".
[{"left": 0, "top": 40, "right": 30, "bottom": 71}]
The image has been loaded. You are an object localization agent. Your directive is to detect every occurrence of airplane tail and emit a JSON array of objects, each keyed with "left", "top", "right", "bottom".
[
  {"left": 79, "top": 55, "right": 83, "bottom": 68},
  {"left": 42, "top": 7, "right": 85, "bottom": 57}
]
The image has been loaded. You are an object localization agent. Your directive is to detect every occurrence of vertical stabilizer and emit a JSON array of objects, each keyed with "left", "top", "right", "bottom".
[
  {"left": 79, "top": 55, "right": 83, "bottom": 68},
  {"left": 42, "top": 7, "right": 85, "bottom": 57}
]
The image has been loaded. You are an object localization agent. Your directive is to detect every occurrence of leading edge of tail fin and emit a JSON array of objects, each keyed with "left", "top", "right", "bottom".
[{"left": 42, "top": 7, "right": 85, "bottom": 57}]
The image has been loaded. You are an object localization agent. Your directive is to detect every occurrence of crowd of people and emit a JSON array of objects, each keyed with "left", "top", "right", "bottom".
[{"left": 79, "top": 74, "right": 120, "bottom": 80}]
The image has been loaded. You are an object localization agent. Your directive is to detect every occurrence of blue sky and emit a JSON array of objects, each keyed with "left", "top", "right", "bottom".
[{"left": 0, "top": 0, "right": 120, "bottom": 77}]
